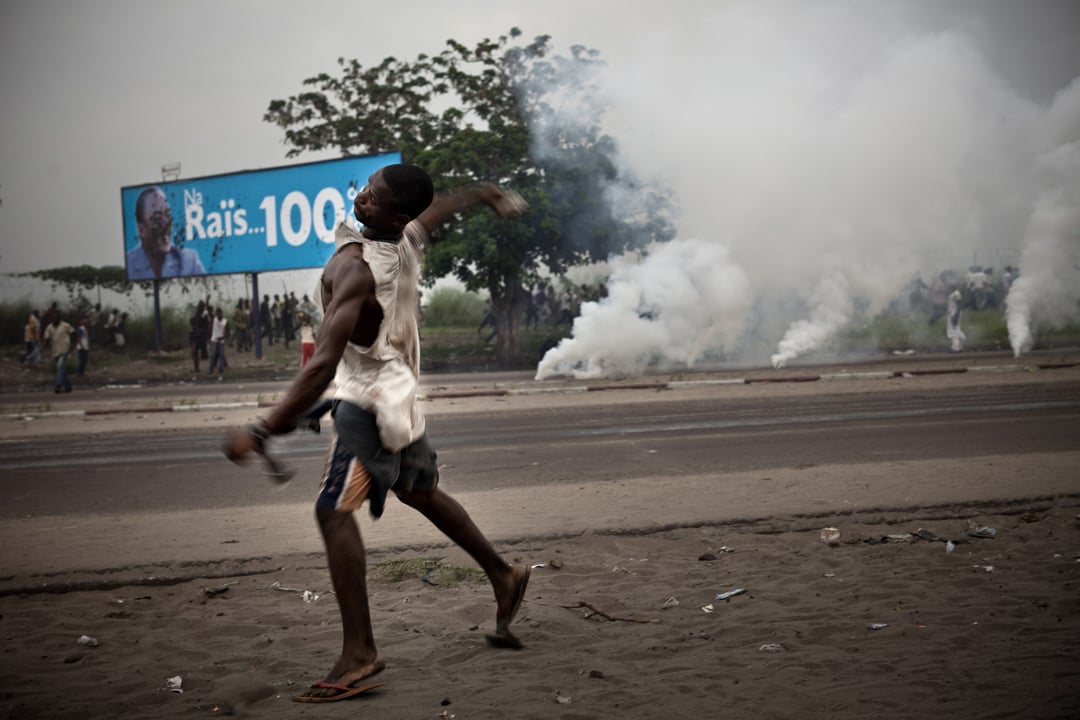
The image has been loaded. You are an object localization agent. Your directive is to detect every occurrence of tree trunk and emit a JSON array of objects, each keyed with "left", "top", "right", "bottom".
[{"left": 493, "top": 278, "right": 527, "bottom": 366}]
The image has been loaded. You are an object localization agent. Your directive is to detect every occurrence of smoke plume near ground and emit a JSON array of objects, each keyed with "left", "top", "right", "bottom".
[
  {"left": 535, "top": 239, "right": 750, "bottom": 379},
  {"left": 1006, "top": 139, "right": 1080, "bottom": 356},
  {"left": 535, "top": 1, "right": 1079, "bottom": 378}
]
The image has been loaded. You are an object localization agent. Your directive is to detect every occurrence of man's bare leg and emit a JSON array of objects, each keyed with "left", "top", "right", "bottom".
[
  {"left": 297, "top": 506, "right": 385, "bottom": 699},
  {"left": 399, "top": 487, "right": 530, "bottom": 645}
]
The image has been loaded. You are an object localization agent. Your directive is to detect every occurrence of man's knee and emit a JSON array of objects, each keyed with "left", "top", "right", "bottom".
[
  {"left": 394, "top": 486, "right": 437, "bottom": 509},
  {"left": 316, "top": 504, "right": 351, "bottom": 531}
]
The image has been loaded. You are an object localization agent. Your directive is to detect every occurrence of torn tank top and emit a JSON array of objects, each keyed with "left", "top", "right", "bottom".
[{"left": 328, "top": 220, "right": 428, "bottom": 451}]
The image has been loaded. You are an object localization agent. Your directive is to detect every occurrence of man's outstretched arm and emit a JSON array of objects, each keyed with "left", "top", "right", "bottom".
[{"left": 415, "top": 184, "right": 527, "bottom": 239}]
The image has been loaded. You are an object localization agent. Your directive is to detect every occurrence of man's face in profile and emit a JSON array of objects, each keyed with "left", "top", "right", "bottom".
[{"left": 137, "top": 190, "right": 173, "bottom": 258}]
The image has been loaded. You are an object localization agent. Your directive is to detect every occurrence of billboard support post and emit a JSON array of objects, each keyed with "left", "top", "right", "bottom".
[
  {"left": 252, "top": 273, "right": 262, "bottom": 360},
  {"left": 152, "top": 279, "right": 163, "bottom": 353}
]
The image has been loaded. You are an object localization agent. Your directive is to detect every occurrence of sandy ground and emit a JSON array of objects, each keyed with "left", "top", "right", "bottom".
[{"left": 1, "top": 354, "right": 1079, "bottom": 719}]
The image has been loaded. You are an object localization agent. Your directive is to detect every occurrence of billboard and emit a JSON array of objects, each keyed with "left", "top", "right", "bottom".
[{"left": 120, "top": 151, "right": 402, "bottom": 281}]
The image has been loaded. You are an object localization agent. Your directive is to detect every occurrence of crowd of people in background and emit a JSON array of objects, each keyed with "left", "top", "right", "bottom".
[
  {"left": 15, "top": 262, "right": 1020, "bottom": 393},
  {"left": 477, "top": 278, "right": 608, "bottom": 345},
  {"left": 904, "top": 264, "right": 1020, "bottom": 352},
  {"left": 20, "top": 300, "right": 128, "bottom": 392},
  {"left": 186, "top": 290, "right": 321, "bottom": 376},
  {"left": 16, "top": 288, "right": 322, "bottom": 389}
]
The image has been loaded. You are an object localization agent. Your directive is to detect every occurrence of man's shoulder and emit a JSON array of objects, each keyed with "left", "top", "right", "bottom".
[
  {"left": 402, "top": 220, "right": 429, "bottom": 255},
  {"left": 324, "top": 243, "right": 375, "bottom": 291}
]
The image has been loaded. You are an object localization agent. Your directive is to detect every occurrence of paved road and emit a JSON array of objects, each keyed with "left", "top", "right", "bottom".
[
  {"left": 4, "top": 378, "right": 1078, "bottom": 521},
  {"left": 3, "top": 358, "right": 1080, "bottom": 588}
]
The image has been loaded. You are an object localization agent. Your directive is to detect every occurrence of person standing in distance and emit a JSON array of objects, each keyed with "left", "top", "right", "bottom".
[
  {"left": 43, "top": 313, "right": 75, "bottom": 393},
  {"left": 126, "top": 187, "right": 205, "bottom": 280},
  {"left": 223, "top": 164, "right": 530, "bottom": 703}
]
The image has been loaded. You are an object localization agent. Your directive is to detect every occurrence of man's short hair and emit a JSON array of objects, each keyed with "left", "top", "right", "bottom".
[
  {"left": 135, "top": 187, "right": 165, "bottom": 223},
  {"left": 382, "top": 164, "right": 434, "bottom": 219}
]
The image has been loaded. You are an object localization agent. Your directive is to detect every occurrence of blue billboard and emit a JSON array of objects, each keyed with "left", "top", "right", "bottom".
[{"left": 120, "top": 151, "right": 402, "bottom": 281}]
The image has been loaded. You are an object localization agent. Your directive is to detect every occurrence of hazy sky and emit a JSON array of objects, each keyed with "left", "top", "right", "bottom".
[
  {"left": 1, "top": 0, "right": 1077, "bottom": 274},
  {"left": 2, "top": 1, "right": 1079, "bottom": 371}
]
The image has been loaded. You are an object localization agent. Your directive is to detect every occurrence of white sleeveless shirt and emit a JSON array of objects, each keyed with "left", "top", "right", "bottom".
[{"left": 329, "top": 220, "right": 428, "bottom": 451}]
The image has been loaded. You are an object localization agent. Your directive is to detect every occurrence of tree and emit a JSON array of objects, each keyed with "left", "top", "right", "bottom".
[{"left": 265, "top": 29, "right": 673, "bottom": 364}]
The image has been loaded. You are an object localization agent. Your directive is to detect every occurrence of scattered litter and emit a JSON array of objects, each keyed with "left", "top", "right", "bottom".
[
  {"left": 661, "top": 597, "right": 680, "bottom": 609},
  {"left": 560, "top": 600, "right": 659, "bottom": 624},
  {"left": 301, "top": 590, "right": 319, "bottom": 603},
  {"left": 549, "top": 559, "right": 564, "bottom": 570},
  {"left": 759, "top": 643, "right": 785, "bottom": 652},
  {"left": 270, "top": 581, "right": 334, "bottom": 597},
  {"left": 867, "top": 623, "right": 889, "bottom": 631},
  {"left": 819, "top": 527, "right": 841, "bottom": 546},
  {"left": 77, "top": 635, "right": 99, "bottom": 647},
  {"left": 945, "top": 541, "right": 956, "bottom": 553},
  {"left": 203, "top": 582, "right": 236, "bottom": 598},
  {"left": 420, "top": 576, "right": 439, "bottom": 586},
  {"left": 699, "top": 547, "right": 735, "bottom": 561},
  {"left": 589, "top": 670, "right": 605, "bottom": 679},
  {"left": 824, "top": 572, "right": 836, "bottom": 578},
  {"left": 967, "top": 526, "right": 997, "bottom": 539},
  {"left": 715, "top": 588, "right": 747, "bottom": 601},
  {"left": 914, "top": 528, "right": 941, "bottom": 542},
  {"left": 531, "top": 563, "right": 546, "bottom": 569},
  {"left": 973, "top": 565, "right": 994, "bottom": 573},
  {"left": 555, "top": 693, "right": 573, "bottom": 705},
  {"left": 864, "top": 534, "right": 916, "bottom": 545},
  {"left": 701, "top": 604, "right": 714, "bottom": 614},
  {"left": 163, "top": 676, "right": 184, "bottom": 693}
]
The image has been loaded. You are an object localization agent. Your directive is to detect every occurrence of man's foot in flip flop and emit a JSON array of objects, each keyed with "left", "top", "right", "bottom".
[
  {"left": 485, "top": 564, "right": 530, "bottom": 650},
  {"left": 292, "top": 679, "right": 383, "bottom": 703},
  {"left": 292, "top": 658, "right": 385, "bottom": 703}
]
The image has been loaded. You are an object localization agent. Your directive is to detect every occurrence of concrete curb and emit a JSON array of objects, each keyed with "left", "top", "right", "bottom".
[{"left": 3, "top": 361, "right": 1075, "bottom": 421}]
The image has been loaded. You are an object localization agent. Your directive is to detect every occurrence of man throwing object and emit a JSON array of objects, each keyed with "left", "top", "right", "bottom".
[{"left": 223, "top": 164, "right": 530, "bottom": 703}]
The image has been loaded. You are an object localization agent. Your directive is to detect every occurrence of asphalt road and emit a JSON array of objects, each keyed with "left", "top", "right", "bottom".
[{"left": 4, "top": 378, "right": 1078, "bottom": 521}]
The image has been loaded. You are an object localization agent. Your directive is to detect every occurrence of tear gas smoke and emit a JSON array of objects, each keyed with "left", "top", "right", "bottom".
[
  {"left": 535, "top": 239, "right": 750, "bottom": 379},
  {"left": 1006, "top": 132, "right": 1080, "bottom": 356},
  {"left": 534, "top": 2, "right": 1079, "bottom": 378}
]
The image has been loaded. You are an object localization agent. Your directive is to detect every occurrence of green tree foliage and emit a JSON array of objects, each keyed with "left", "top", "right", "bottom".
[
  {"left": 12, "top": 265, "right": 226, "bottom": 309},
  {"left": 265, "top": 29, "right": 673, "bottom": 364},
  {"left": 16, "top": 265, "right": 130, "bottom": 296},
  {"left": 421, "top": 287, "right": 488, "bottom": 327}
]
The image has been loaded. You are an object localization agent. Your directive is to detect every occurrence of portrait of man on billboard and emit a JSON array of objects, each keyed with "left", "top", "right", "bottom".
[{"left": 126, "top": 186, "right": 205, "bottom": 280}]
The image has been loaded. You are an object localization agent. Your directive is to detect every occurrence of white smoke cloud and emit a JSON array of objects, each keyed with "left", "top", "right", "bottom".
[
  {"left": 535, "top": 238, "right": 750, "bottom": 379},
  {"left": 534, "top": 1, "right": 1079, "bottom": 377},
  {"left": 1006, "top": 137, "right": 1080, "bottom": 353}
]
